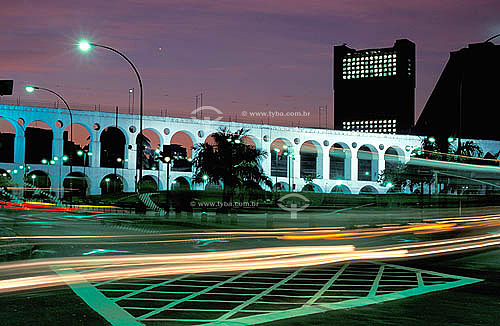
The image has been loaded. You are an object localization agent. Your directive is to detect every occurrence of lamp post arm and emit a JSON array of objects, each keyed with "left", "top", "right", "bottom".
[
  {"left": 90, "top": 42, "right": 144, "bottom": 187},
  {"left": 33, "top": 86, "right": 73, "bottom": 174},
  {"left": 485, "top": 33, "right": 500, "bottom": 43},
  {"left": 89, "top": 43, "right": 143, "bottom": 93}
]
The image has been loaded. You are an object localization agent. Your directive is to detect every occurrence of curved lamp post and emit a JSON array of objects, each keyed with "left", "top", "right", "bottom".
[
  {"left": 78, "top": 40, "right": 144, "bottom": 192},
  {"left": 25, "top": 85, "right": 73, "bottom": 175},
  {"left": 485, "top": 33, "right": 500, "bottom": 43}
]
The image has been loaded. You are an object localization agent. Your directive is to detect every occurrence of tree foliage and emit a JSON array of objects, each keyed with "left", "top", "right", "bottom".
[
  {"left": 380, "top": 136, "right": 485, "bottom": 194},
  {"left": 192, "top": 128, "right": 271, "bottom": 204},
  {"left": 136, "top": 133, "right": 157, "bottom": 169}
]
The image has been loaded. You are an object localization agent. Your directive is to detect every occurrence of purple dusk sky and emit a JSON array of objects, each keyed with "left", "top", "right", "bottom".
[{"left": 2, "top": 0, "right": 499, "bottom": 128}]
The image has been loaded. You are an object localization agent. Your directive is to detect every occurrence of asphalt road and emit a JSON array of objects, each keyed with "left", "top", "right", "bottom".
[
  {"left": 1, "top": 208, "right": 500, "bottom": 325},
  {"left": 1, "top": 249, "right": 498, "bottom": 326}
]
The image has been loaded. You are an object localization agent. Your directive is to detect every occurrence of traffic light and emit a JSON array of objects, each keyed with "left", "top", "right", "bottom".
[{"left": 0, "top": 80, "right": 13, "bottom": 96}]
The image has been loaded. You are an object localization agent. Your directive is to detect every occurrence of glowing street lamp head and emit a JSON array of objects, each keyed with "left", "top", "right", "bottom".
[
  {"left": 25, "top": 86, "right": 35, "bottom": 93},
  {"left": 78, "top": 40, "right": 91, "bottom": 52},
  {"left": 41, "top": 159, "right": 48, "bottom": 164},
  {"left": 202, "top": 174, "right": 209, "bottom": 181},
  {"left": 77, "top": 150, "right": 83, "bottom": 156},
  {"left": 428, "top": 137, "right": 436, "bottom": 144},
  {"left": 386, "top": 182, "right": 393, "bottom": 188}
]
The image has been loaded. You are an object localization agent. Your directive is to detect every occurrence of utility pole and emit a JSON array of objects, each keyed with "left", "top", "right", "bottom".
[
  {"left": 200, "top": 92, "right": 203, "bottom": 119},
  {"left": 195, "top": 95, "right": 199, "bottom": 118}
]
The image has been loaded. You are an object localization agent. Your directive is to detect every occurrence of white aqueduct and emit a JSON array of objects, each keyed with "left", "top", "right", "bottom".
[{"left": 0, "top": 104, "right": 424, "bottom": 196}]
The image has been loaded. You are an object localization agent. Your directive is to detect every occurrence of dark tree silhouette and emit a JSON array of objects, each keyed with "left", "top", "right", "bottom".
[{"left": 192, "top": 128, "right": 271, "bottom": 207}]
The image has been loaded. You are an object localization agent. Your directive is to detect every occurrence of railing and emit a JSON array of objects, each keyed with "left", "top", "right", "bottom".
[{"left": 0, "top": 97, "right": 327, "bottom": 129}]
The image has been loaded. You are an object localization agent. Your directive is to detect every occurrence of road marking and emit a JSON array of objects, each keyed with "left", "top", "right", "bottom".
[
  {"left": 64, "top": 262, "right": 482, "bottom": 326},
  {"left": 368, "top": 264, "right": 385, "bottom": 297},
  {"left": 53, "top": 267, "right": 143, "bottom": 326},
  {"left": 305, "top": 264, "right": 348, "bottom": 305},
  {"left": 137, "top": 272, "right": 249, "bottom": 320}
]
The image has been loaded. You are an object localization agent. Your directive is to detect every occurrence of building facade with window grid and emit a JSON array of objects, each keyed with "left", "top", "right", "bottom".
[{"left": 333, "top": 39, "right": 415, "bottom": 135}]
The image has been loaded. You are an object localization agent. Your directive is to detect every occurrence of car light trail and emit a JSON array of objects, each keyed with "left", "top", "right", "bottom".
[{"left": 1, "top": 230, "right": 500, "bottom": 294}]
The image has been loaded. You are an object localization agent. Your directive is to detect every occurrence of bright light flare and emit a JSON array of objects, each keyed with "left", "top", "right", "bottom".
[{"left": 78, "top": 40, "right": 91, "bottom": 51}]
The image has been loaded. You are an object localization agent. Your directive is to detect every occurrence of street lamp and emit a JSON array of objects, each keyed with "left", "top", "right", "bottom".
[
  {"left": 153, "top": 149, "right": 162, "bottom": 191},
  {"left": 25, "top": 85, "right": 74, "bottom": 174},
  {"left": 40, "top": 158, "right": 55, "bottom": 191},
  {"left": 165, "top": 156, "right": 171, "bottom": 192},
  {"left": 78, "top": 40, "right": 145, "bottom": 191},
  {"left": 104, "top": 177, "right": 110, "bottom": 193},
  {"left": 273, "top": 147, "right": 280, "bottom": 189},
  {"left": 77, "top": 150, "right": 92, "bottom": 177}
]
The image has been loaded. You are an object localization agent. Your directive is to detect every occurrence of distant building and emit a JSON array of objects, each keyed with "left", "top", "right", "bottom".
[
  {"left": 415, "top": 41, "right": 500, "bottom": 141},
  {"left": 334, "top": 39, "right": 416, "bottom": 134}
]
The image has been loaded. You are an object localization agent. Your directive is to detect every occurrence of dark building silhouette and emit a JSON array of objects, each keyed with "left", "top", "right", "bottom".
[
  {"left": 415, "top": 41, "right": 500, "bottom": 141},
  {"left": 334, "top": 39, "right": 415, "bottom": 134},
  {"left": 0, "top": 132, "right": 14, "bottom": 163},
  {"left": 25, "top": 127, "right": 52, "bottom": 164}
]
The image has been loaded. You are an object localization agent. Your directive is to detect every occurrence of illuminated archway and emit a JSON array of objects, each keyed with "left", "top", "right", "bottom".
[
  {"left": 138, "top": 175, "right": 158, "bottom": 192},
  {"left": 331, "top": 184, "right": 351, "bottom": 194},
  {"left": 329, "top": 143, "right": 351, "bottom": 180},
  {"left": 384, "top": 146, "right": 405, "bottom": 170},
  {"left": 300, "top": 140, "right": 323, "bottom": 179},
  {"left": 357, "top": 145, "right": 378, "bottom": 181},
  {"left": 100, "top": 174, "right": 124, "bottom": 194},
  {"left": 273, "top": 181, "right": 290, "bottom": 192},
  {"left": 172, "top": 177, "right": 190, "bottom": 190},
  {"left": 170, "top": 131, "right": 194, "bottom": 172},
  {"left": 241, "top": 136, "right": 257, "bottom": 149},
  {"left": 63, "top": 123, "right": 91, "bottom": 167},
  {"left": 100, "top": 127, "right": 126, "bottom": 168},
  {"left": 136, "top": 128, "right": 162, "bottom": 170},
  {"left": 0, "top": 118, "right": 15, "bottom": 163},
  {"left": 25, "top": 170, "right": 51, "bottom": 198},
  {"left": 301, "top": 183, "right": 322, "bottom": 193},
  {"left": 359, "top": 185, "right": 378, "bottom": 194},
  {"left": 25, "top": 120, "right": 53, "bottom": 164},
  {"left": 270, "top": 138, "right": 292, "bottom": 177},
  {"left": 63, "top": 172, "right": 89, "bottom": 198}
]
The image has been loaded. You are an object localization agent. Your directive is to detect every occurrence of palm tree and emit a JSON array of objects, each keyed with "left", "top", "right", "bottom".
[
  {"left": 192, "top": 128, "right": 271, "bottom": 207},
  {"left": 455, "top": 140, "right": 483, "bottom": 162},
  {"left": 136, "top": 133, "right": 156, "bottom": 169}
]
